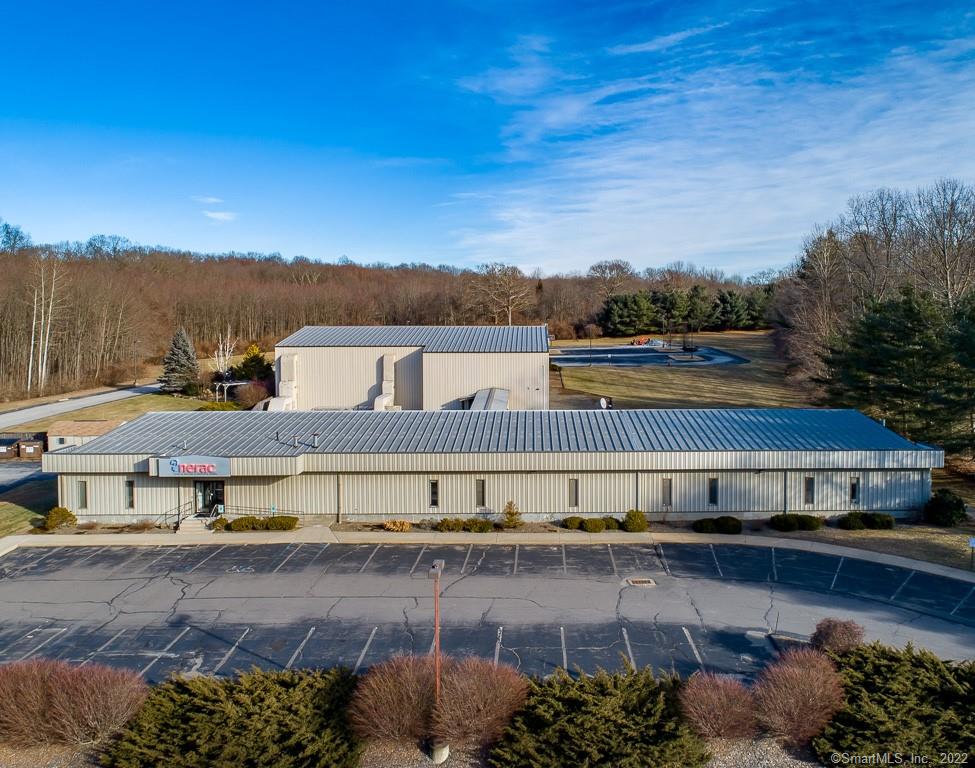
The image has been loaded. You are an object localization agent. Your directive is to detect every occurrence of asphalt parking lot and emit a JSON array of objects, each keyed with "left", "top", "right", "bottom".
[
  {"left": 0, "top": 461, "right": 48, "bottom": 492},
  {"left": 0, "top": 543, "right": 972, "bottom": 684}
]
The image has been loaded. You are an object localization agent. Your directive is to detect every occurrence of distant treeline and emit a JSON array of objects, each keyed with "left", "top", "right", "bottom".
[{"left": 0, "top": 225, "right": 768, "bottom": 399}]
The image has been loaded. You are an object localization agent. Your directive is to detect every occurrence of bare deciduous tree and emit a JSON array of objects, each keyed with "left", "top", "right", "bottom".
[{"left": 465, "top": 263, "right": 534, "bottom": 325}]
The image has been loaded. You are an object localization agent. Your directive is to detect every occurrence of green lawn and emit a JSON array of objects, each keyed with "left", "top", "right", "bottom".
[
  {"left": 552, "top": 330, "right": 808, "bottom": 409},
  {"left": 0, "top": 479, "right": 57, "bottom": 536},
  {"left": 8, "top": 393, "right": 205, "bottom": 432}
]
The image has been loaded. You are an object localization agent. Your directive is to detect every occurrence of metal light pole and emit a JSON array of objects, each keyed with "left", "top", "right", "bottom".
[{"left": 427, "top": 559, "right": 448, "bottom": 763}]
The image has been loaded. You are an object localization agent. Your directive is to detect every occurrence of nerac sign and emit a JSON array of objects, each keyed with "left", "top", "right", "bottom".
[{"left": 155, "top": 455, "right": 231, "bottom": 478}]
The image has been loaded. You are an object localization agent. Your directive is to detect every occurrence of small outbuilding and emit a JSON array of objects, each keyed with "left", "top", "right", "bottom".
[{"left": 46, "top": 420, "right": 127, "bottom": 450}]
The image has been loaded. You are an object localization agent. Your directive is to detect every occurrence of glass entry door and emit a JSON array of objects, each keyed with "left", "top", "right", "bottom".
[{"left": 194, "top": 480, "right": 225, "bottom": 517}]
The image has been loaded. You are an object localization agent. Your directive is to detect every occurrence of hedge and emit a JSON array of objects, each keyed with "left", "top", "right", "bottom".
[
  {"left": 837, "top": 511, "right": 895, "bottom": 530},
  {"left": 622, "top": 509, "right": 649, "bottom": 533},
  {"left": 219, "top": 515, "right": 299, "bottom": 532},
  {"left": 769, "top": 513, "right": 823, "bottom": 532},
  {"left": 813, "top": 643, "right": 975, "bottom": 763},
  {"left": 488, "top": 668, "right": 708, "bottom": 768},
  {"left": 581, "top": 517, "right": 606, "bottom": 533},
  {"left": 435, "top": 517, "right": 493, "bottom": 533},
  {"left": 922, "top": 489, "right": 968, "bottom": 527},
  {"left": 102, "top": 668, "right": 360, "bottom": 768},
  {"left": 563, "top": 516, "right": 584, "bottom": 530},
  {"left": 691, "top": 516, "right": 741, "bottom": 534}
]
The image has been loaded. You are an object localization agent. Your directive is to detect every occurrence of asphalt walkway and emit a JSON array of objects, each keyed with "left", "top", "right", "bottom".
[{"left": 0, "top": 383, "right": 161, "bottom": 430}]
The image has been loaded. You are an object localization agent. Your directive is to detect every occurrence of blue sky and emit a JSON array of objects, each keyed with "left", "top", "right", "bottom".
[{"left": 2, "top": 1, "right": 974, "bottom": 274}]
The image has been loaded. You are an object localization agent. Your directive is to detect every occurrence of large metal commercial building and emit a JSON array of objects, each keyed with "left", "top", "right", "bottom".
[
  {"left": 271, "top": 325, "right": 550, "bottom": 412},
  {"left": 43, "top": 408, "right": 942, "bottom": 524}
]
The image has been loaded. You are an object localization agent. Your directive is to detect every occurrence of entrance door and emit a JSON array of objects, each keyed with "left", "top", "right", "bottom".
[{"left": 194, "top": 480, "right": 225, "bottom": 517}]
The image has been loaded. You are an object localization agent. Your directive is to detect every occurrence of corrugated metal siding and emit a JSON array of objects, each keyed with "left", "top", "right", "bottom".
[
  {"left": 276, "top": 346, "right": 423, "bottom": 410},
  {"left": 227, "top": 475, "right": 337, "bottom": 516},
  {"left": 421, "top": 352, "right": 548, "bottom": 410},
  {"left": 276, "top": 325, "right": 549, "bottom": 353}
]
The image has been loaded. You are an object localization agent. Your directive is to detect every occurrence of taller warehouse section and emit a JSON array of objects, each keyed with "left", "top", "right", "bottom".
[{"left": 274, "top": 325, "right": 550, "bottom": 411}]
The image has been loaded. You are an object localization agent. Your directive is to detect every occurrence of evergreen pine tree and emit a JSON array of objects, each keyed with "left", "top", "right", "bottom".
[
  {"left": 158, "top": 328, "right": 200, "bottom": 393},
  {"left": 501, "top": 500, "right": 523, "bottom": 529}
]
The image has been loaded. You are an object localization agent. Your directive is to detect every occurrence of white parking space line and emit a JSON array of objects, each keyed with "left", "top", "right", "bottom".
[
  {"left": 513, "top": 545, "right": 520, "bottom": 575},
  {"left": 354, "top": 627, "right": 378, "bottom": 674},
  {"left": 139, "top": 547, "right": 174, "bottom": 573},
  {"left": 494, "top": 626, "right": 503, "bottom": 667},
  {"left": 657, "top": 546, "right": 672, "bottom": 576},
  {"left": 460, "top": 544, "right": 473, "bottom": 574},
  {"left": 81, "top": 628, "right": 127, "bottom": 666},
  {"left": 622, "top": 627, "right": 636, "bottom": 669},
  {"left": 709, "top": 545, "right": 723, "bottom": 577},
  {"left": 409, "top": 545, "right": 428, "bottom": 575},
  {"left": 559, "top": 626, "right": 568, "bottom": 669},
  {"left": 358, "top": 545, "right": 380, "bottom": 574},
  {"left": 0, "top": 624, "right": 48, "bottom": 657},
  {"left": 829, "top": 557, "right": 845, "bottom": 590},
  {"left": 561, "top": 545, "right": 567, "bottom": 575},
  {"left": 187, "top": 545, "right": 227, "bottom": 574},
  {"left": 139, "top": 626, "right": 192, "bottom": 677},
  {"left": 771, "top": 548, "right": 778, "bottom": 581},
  {"left": 286, "top": 626, "right": 316, "bottom": 669},
  {"left": 607, "top": 544, "right": 619, "bottom": 578},
  {"left": 77, "top": 546, "right": 108, "bottom": 564},
  {"left": 890, "top": 571, "right": 915, "bottom": 601},
  {"left": 682, "top": 626, "right": 705, "bottom": 670},
  {"left": 12, "top": 548, "right": 59, "bottom": 576},
  {"left": 18, "top": 627, "right": 68, "bottom": 660},
  {"left": 213, "top": 627, "right": 251, "bottom": 674},
  {"left": 950, "top": 586, "right": 975, "bottom": 616},
  {"left": 272, "top": 544, "right": 303, "bottom": 574}
]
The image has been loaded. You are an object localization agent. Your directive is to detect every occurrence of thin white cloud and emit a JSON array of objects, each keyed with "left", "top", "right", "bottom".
[
  {"left": 608, "top": 23, "right": 729, "bottom": 55},
  {"left": 204, "top": 210, "right": 237, "bottom": 222},
  {"left": 192, "top": 195, "right": 224, "bottom": 204},
  {"left": 453, "top": 34, "right": 975, "bottom": 274}
]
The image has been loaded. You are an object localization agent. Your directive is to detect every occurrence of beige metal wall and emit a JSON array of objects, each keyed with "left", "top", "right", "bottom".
[
  {"left": 56, "top": 467, "right": 933, "bottom": 523},
  {"left": 275, "top": 345, "right": 423, "bottom": 410},
  {"left": 421, "top": 352, "right": 549, "bottom": 409}
]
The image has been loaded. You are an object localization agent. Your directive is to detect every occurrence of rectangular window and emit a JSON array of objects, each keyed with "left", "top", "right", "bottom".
[
  {"left": 662, "top": 478, "right": 673, "bottom": 507},
  {"left": 124, "top": 480, "right": 135, "bottom": 509},
  {"left": 568, "top": 478, "right": 579, "bottom": 507},
  {"left": 77, "top": 480, "right": 88, "bottom": 509},
  {"left": 707, "top": 477, "right": 718, "bottom": 506},
  {"left": 804, "top": 476, "right": 816, "bottom": 505},
  {"left": 429, "top": 479, "right": 439, "bottom": 508},
  {"left": 57, "top": 437, "right": 66, "bottom": 445},
  {"left": 850, "top": 476, "right": 861, "bottom": 504},
  {"left": 475, "top": 479, "right": 486, "bottom": 508}
]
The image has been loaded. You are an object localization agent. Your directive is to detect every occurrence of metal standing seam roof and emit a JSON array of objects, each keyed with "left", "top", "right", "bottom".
[
  {"left": 64, "top": 409, "right": 931, "bottom": 458},
  {"left": 275, "top": 325, "right": 550, "bottom": 353}
]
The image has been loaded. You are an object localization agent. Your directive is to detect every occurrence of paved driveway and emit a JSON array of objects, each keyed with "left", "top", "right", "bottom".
[
  {"left": 0, "top": 461, "right": 49, "bottom": 492},
  {"left": 0, "top": 543, "right": 971, "bottom": 684},
  {"left": 0, "top": 384, "right": 161, "bottom": 431}
]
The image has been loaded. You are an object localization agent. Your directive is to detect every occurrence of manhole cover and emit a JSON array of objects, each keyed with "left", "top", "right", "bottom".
[{"left": 626, "top": 577, "right": 656, "bottom": 587}]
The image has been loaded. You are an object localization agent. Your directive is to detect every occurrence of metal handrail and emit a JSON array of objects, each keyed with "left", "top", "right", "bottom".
[
  {"left": 212, "top": 505, "right": 307, "bottom": 520},
  {"left": 154, "top": 501, "right": 195, "bottom": 531}
]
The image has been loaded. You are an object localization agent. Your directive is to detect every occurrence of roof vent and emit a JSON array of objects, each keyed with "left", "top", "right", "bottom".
[
  {"left": 291, "top": 434, "right": 299, "bottom": 448},
  {"left": 275, "top": 430, "right": 280, "bottom": 442},
  {"left": 312, "top": 432, "right": 320, "bottom": 447}
]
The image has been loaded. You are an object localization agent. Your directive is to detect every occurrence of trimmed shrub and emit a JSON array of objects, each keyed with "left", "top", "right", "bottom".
[
  {"left": 796, "top": 514, "right": 824, "bottom": 530},
  {"left": 812, "top": 643, "right": 975, "bottom": 763},
  {"left": 622, "top": 509, "right": 649, "bottom": 533},
  {"left": 436, "top": 517, "right": 465, "bottom": 532},
  {"left": 104, "top": 668, "right": 359, "bottom": 768},
  {"left": 210, "top": 516, "right": 228, "bottom": 531},
  {"left": 488, "top": 668, "right": 708, "bottom": 768},
  {"left": 862, "top": 512, "right": 895, "bottom": 529},
  {"left": 562, "top": 516, "right": 584, "bottom": 530},
  {"left": 382, "top": 519, "right": 412, "bottom": 532},
  {"left": 922, "top": 488, "right": 968, "bottom": 527},
  {"left": 810, "top": 618, "right": 865, "bottom": 655},
  {"left": 601, "top": 516, "right": 621, "bottom": 530},
  {"left": 198, "top": 401, "right": 242, "bottom": 411},
  {"left": 769, "top": 513, "right": 799, "bottom": 532},
  {"left": 691, "top": 517, "right": 717, "bottom": 533},
  {"left": 679, "top": 673, "right": 758, "bottom": 739},
  {"left": 264, "top": 515, "right": 299, "bottom": 531},
  {"left": 463, "top": 518, "right": 494, "bottom": 533},
  {"left": 714, "top": 516, "right": 742, "bottom": 534},
  {"left": 581, "top": 517, "right": 606, "bottom": 533},
  {"left": 432, "top": 658, "right": 528, "bottom": 747},
  {"left": 501, "top": 500, "right": 523, "bottom": 529},
  {"left": 753, "top": 649, "right": 844, "bottom": 747},
  {"left": 227, "top": 515, "right": 264, "bottom": 531},
  {"left": 43, "top": 506, "right": 76, "bottom": 531},
  {"left": 837, "top": 512, "right": 867, "bottom": 530},
  {"left": 0, "top": 659, "right": 147, "bottom": 747},
  {"left": 349, "top": 654, "right": 436, "bottom": 743}
]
